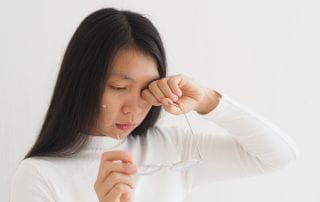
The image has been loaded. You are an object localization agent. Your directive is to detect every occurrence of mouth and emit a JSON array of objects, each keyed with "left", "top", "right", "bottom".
[{"left": 115, "top": 123, "right": 137, "bottom": 132}]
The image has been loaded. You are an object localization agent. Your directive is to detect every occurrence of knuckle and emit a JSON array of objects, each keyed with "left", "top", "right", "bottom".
[
  {"left": 101, "top": 151, "right": 110, "bottom": 160},
  {"left": 110, "top": 172, "right": 120, "bottom": 181},
  {"left": 141, "top": 89, "right": 149, "bottom": 96},
  {"left": 168, "top": 77, "right": 177, "bottom": 84},
  {"left": 122, "top": 163, "right": 129, "bottom": 171},
  {"left": 159, "top": 78, "right": 167, "bottom": 85},
  {"left": 100, "top": 152, "right": 106, "bottom": 160},
  {"left": 94, "top": 181, "right": 102, "bottom": 192},
  {"left": 99, "top": 161, "right": 110, "bottom": 173},
  {"left": 149, "top": 81, "right": 157, "bottom": 88},
  {"left": 114, "top": 184, "right": 124, "bottom": 192},
  {"left": 124, "top": 163, "right": 137, "bottom": 173},
  {"left": 141, "top": 92, "right": 154, "bottom": 103},
  {"left": 120, "top": 150, "right": 132, "bottom": 160},
  {"left": 93, "top": 182, "right": 98, "bottom": 190}
]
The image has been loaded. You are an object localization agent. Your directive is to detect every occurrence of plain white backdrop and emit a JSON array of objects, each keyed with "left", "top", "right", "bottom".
[{"left": 1, "top": 0, "right": 319, "bottom": 201}]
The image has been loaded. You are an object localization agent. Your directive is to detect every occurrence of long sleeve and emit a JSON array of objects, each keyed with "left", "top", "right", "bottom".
[
  {"left": 184, "top": 92, "right": 299, "bottom": 188},
  {"left": 10, "top": 159, "right": 55, "bottom": 202}
]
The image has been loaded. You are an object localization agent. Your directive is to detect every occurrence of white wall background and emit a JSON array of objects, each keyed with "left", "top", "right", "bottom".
[{"left": 1, "top": 0, "right": 319, "bottom": 201}]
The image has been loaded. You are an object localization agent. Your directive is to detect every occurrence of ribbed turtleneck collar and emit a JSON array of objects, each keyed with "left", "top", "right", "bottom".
[{"left": 84, "top": 135, "right": 127, "bottom": 150}]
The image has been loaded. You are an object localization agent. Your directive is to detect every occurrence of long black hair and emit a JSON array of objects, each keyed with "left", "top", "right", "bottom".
[{"left": 24, "top": 8, "right": 167, "bottom": 159}]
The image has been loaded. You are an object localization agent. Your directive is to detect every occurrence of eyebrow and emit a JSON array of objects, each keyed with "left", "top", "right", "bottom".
[{"left": 111, "top": 73, "right": 135, "bottom": 81}]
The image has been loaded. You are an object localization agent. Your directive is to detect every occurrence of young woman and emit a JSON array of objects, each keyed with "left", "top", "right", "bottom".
[{"left": 10, "top": 8, "right": 299, "bottom": 202}]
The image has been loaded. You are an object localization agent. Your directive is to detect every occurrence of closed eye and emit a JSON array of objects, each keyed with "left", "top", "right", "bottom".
[{"left": 110, "top": 86, "right": 127, "bottom": 91}]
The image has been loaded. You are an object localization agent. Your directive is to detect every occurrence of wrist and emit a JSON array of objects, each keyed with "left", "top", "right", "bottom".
[{"left": 195, "top": 88, "right": 222, "bottom": 115}]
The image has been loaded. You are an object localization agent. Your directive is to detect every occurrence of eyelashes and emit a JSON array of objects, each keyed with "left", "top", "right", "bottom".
[
  {"left": 110, "top": 86, "right": 127, "bottom": 91},
  {"left": 108, "top": 84, "right": 149, "bottom": 92}
]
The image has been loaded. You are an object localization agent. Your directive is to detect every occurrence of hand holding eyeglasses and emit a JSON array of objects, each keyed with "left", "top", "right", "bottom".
[{"left": 94, "top": 150, "right": 138, "bottom": 202}]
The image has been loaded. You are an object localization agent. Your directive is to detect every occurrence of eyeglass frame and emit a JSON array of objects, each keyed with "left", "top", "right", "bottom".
[{"left": 136, "top": 101, "right": 203, "bottom": 176}]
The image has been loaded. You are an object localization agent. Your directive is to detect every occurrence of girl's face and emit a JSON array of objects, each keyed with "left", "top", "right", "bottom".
[{"left": 92, "top": 48, "right": 160, "bottom": 139}]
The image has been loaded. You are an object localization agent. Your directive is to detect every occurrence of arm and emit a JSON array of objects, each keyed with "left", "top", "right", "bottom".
[
  {"left": 185, "top": 90, "right": 299, "bottom": 188},
  {"left": 141, "top": 74, "right": 299, "bottom": 188}
]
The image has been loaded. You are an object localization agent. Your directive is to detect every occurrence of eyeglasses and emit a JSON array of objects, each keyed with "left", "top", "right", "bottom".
[{"left": 137, "top": 101, "right": 203, "bottom": 176}]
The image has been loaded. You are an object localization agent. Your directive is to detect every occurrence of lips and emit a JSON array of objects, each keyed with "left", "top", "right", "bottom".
[{"left": 115, "top": 123, "right": 136, "bottom": 131}]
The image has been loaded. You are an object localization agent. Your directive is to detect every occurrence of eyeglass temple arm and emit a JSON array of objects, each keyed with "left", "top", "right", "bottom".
[{"left": 170, "top": 101, "right": 203, "bottom": 161}]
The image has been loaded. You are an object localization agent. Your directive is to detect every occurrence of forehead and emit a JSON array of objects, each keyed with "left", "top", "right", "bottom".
[{"left": 109, "top": 48, "right": 160, "bottom": 82}]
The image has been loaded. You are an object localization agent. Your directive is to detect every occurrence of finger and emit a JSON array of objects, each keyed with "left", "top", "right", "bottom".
[
  {"left": 104, "top": 184, "right": 132, "bottom": 201},
  {"left": 100, "top": 150, "right": 133, "bottom": 163},
  {"left": 148, "top": 81, "right": 166, "bottom": 103},
  {"left": 98, "top": 151, "right": 134, "bottom": 180},
  {"left": 157, "top": 79, "right": 179, "bottom": 102},
  {"left": 97, "top": 161, "right": 137, "bottom": 184},
  {"left": 94, "top": 161, "right": 137, "bottom": 199},
  {"left": 162, "top": 102, "right": 183, "bottom": 115},
  {"left": 97, "top": 151, "right": 137, "bottom": 183},
  {"left": 120, "top": 189, "right": 133, "bottom": 202},
  {"left": 104, "top": 172, "right": 135, "bottom": 194},
  {"left": 141, "top": 89, "right": 162, "bottom": 106},
  {"left": 168, "top": 76, "right": 183, "bottom": 97}
]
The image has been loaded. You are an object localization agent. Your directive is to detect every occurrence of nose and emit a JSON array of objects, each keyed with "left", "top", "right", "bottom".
[{"left": 121, "top": 94, "right": 149, "bottom": 116}]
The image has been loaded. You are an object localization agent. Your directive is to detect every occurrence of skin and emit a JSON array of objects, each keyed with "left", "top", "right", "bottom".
[{"left": 93, "top": 48, "right": 221, "bottom": 202}]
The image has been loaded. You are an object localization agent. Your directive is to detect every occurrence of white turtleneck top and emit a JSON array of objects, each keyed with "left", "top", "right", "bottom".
[{"left": 10, "top": 93, "right": 299, "bottom": 202}]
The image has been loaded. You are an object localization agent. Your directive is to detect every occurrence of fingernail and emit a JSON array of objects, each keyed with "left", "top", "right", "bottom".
[
  {"left": 162, "top": 100, "right": 168, "bottom": 106},
  {"left": 172, "top": 95, "right": 178, "bottom": 101},
  {"left": 168, "top": 99, "right": 174, "bottom": 105}
]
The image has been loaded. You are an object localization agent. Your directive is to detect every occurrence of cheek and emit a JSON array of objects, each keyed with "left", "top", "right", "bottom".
[
  {"left": 99, "top": 95, "right": 122, "bottom": 121},
  {"left": 141, "top": 105, "right": 153, "bottom": 119},
  {"left": 101, "top": 91, "right": 121, "bottom": 108},
  {"left": 101, "top": 90, "right": 153, "bottom": 118}
]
